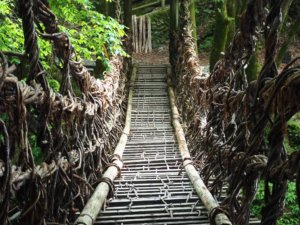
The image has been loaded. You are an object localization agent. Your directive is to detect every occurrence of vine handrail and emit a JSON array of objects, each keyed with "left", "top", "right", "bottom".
[
  {"left": 171, "top": 0, "right": 300, "bottom": 224},
  {"left": 0, "top": 0, "right": 127, "bottom": 224}
]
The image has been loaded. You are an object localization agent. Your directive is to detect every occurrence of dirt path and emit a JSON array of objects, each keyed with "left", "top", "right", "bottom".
[{"left": 132, "top": 47, "right": 210, "bottom": 66}]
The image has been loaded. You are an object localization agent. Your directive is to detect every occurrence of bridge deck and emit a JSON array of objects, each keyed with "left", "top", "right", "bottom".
[
  {"left": 95, "top": 65, "right": 258, "bottom": 225},
  {"left": 95, "top": 65, "right": 208, "bottom": 224}
]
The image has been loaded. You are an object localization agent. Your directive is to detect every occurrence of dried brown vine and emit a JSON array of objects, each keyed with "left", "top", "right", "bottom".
[
  {"left": 0, "top": 0, "right": 127, "bottom": 224},
  {"left": 171, "top": 0, "right": 300, "bottom": 225}
]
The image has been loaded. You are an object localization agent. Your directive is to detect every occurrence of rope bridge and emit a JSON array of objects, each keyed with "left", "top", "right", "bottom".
[
  {"left": 0, "top": 0, "right": 299, "bottom": 225},
  {"left": 0, "top": 0, "right": 126, "bottom": 224},
  {"left": 171, "top": 1, "right": 300, "bottom": 225}
]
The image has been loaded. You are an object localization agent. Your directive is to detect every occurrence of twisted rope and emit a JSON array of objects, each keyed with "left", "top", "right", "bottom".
[{"left": 171, "top": 0, "right": 300, "bottom": 224}]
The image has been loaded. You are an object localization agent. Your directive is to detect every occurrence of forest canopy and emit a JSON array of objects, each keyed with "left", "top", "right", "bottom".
[{"left": 0, "top": 0, "right": 126, "bottom": 70}]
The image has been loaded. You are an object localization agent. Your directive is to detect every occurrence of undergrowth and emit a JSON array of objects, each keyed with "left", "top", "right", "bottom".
[{"left": 251, "top": 182, "right": 300, "bottom": 225}]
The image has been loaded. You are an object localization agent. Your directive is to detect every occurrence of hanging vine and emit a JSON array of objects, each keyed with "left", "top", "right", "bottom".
[
  {"left": 171, "top": 0, "right": 300, "bottom": 224},
  {"left": 0, "top": 0, "right": 127, "bottom": 224}
]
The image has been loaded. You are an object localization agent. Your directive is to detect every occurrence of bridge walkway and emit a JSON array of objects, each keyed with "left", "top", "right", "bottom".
[{"left": 95, "top": 65, "right": 259, "bottom": 225}]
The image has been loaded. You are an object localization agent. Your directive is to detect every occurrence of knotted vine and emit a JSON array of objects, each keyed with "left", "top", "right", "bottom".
[
  {"left": 171, "top": 0, "right": 300, "bottom": 224},
  {"left": 0, "top": 0, "right": 127, "bottom": 224}
]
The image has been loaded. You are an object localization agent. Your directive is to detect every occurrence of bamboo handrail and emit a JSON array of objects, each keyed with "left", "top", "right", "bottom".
[
  {"left": 75, "top": 66, "right": 137, "bottom": 225},
  {"left": 167, "top": 69, "right": 232, "bottom": 225}
]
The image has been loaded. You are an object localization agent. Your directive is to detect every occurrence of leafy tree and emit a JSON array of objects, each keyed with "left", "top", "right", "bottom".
[
  {"left": 0, "top": 0, "right": 23, "bottom": 53},
  {"left": 0, "top": 0, "right": 126, "bottom": 72},
  {"left": 209, "top": 0, "right": 233, "bottom": 71},
  {"left": 276, "top": 0, "right": 300, "bottom": 65}
]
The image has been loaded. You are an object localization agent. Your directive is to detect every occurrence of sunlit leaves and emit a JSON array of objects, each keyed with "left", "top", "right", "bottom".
[
  {"left": 0, "top": 0, "right": 126, "bottom": 71},
  {"left": 0, "top": 0, "right": 11, "bottom": 15},
  {"left": 0, "top": 1, "right": 23, "bottom": 53},
  {"left": 48, "top": 0, "right": 127, "bottom": 67}
]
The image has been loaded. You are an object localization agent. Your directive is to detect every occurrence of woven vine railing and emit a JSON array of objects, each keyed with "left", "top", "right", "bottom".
[
  {"left": 0, "top": 0, "right": 127, "bottom": 224},
  {"left": 170, "top": 0, "right": 300, "bottom": 225}
]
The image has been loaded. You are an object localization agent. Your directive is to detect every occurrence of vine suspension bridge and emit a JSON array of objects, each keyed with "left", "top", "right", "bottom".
[{"left": 0, "top": 1, "right": 299, "bottom": 225}]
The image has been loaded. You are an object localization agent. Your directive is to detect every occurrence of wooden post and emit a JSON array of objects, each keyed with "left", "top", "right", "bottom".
[
  {"left": 134, "top": 16, "right": 138, "bottom": 53},
  {"left": 142, "top": 16, "right": 146, "bottom": 52},
  {"left": 145, "top": 17, "right": 148, "bottom": 53},
  {"left": 132, "top": 15, "right": 136, "bottom": 52},
  {"left": 189, "top": 0, "right": 198, "bottom": 52},
  {"left": 139, "top": 17, "right": 143, "bottom": 53},
  {"left": 147, "top": 16, "right": 152, "bottom": 53},
  {"left": 140, "top": 16, "right": 143, "bottom": 52}
]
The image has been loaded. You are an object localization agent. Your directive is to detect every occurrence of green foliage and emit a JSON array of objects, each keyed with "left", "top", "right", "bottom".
[
  {"left": 0, "top": 112, "right": 9, "bottom": 122},
  {"left": 195, "top": 1, "right": 215, "bottom": 52},
  {"left": 287, "top": 0, "right": 300, "bottom": 22},
  {"left": 0, "top": 0, "right": 126, "bottom": 72},
  {"left": 283, "top": 138, "right": 294, "bottom": 154},
  {"left": 148, "top": 7, "right": 170, "bottom": 48},
  {"left": 252, "top": 182, "right": 300, "bottom": 225},
  {"left": 199, "top": 36, "right": 213, "bottom": 51},
  {"left": 51, "top": 0, "right": 127, "bottom": 58},
  {"left": 0, "top": 1, "right": 24, "bottom": 52},
  {"left": 246, "top": 49, "right": 260, "bottom": 82},
  {"left": 286, "top": 120, "right": 300, "bottom": 151},
  {"left": 262, "top": 118, "right": 300, "bottom": 154},
  {"left": 38, "top": 39, "right": 53, "bottom": 70},
  {"left": 47, "top": 78, "right": 60, "bottom": 92},
  {"left": 49, "top": 0, "right": 127, "bottom": 69},
  {"left": 29, "top": 134, "right": 43, "bottom": 165}
]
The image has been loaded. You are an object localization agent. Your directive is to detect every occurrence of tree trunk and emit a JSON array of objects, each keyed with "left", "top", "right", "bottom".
[
  {"left": 235, "top": 0, "right": 247, "bottom": 25},
  {"left": 276, "top": 0, "right": 297, "bottom": 65},
  {"left": 147, "top": 16, "right": 152, "bottom": 53},
  {"left": 276, "top": 18, "right": 300, "bottom": 65},
  {"left": 209, "top": 0, "right": 229, "bottom": 71},
  {"left": 169, "top": 0, "right": 179, "bottom": 82},
  {"left": 124, "top": 0, "right": 132, "bottom": 30},
  {"left": 170, "top": 0, "right": 179, "bottom": 31},
  {"left": 97, "top": 0, "right": 110, "bottom": 16},
  {"left": 123, "top": 0, "right": 133, "bottom": 72},
  {"left": 278, "top": 0, "right": 294, "bottom": 33},
  {"left": 246, "top": 47, "right": 259, "bottom": 82},
  {"left": 189, "top": 0, "right": 198, "bottom": 52},
  {"left": 225, "top": 0, "right": 235, "bottom": 48},
  {"left": 108, "top": 2, "right": 115, "bottom": 18}
]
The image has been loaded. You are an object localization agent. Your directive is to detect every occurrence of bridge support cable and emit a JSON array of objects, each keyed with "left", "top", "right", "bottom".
[
  {"left": 75, "top": 67, "right": 137, "bottom": 225},
  {"left": 167, "top": 75, "right": 232, "bottom": 225}
]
